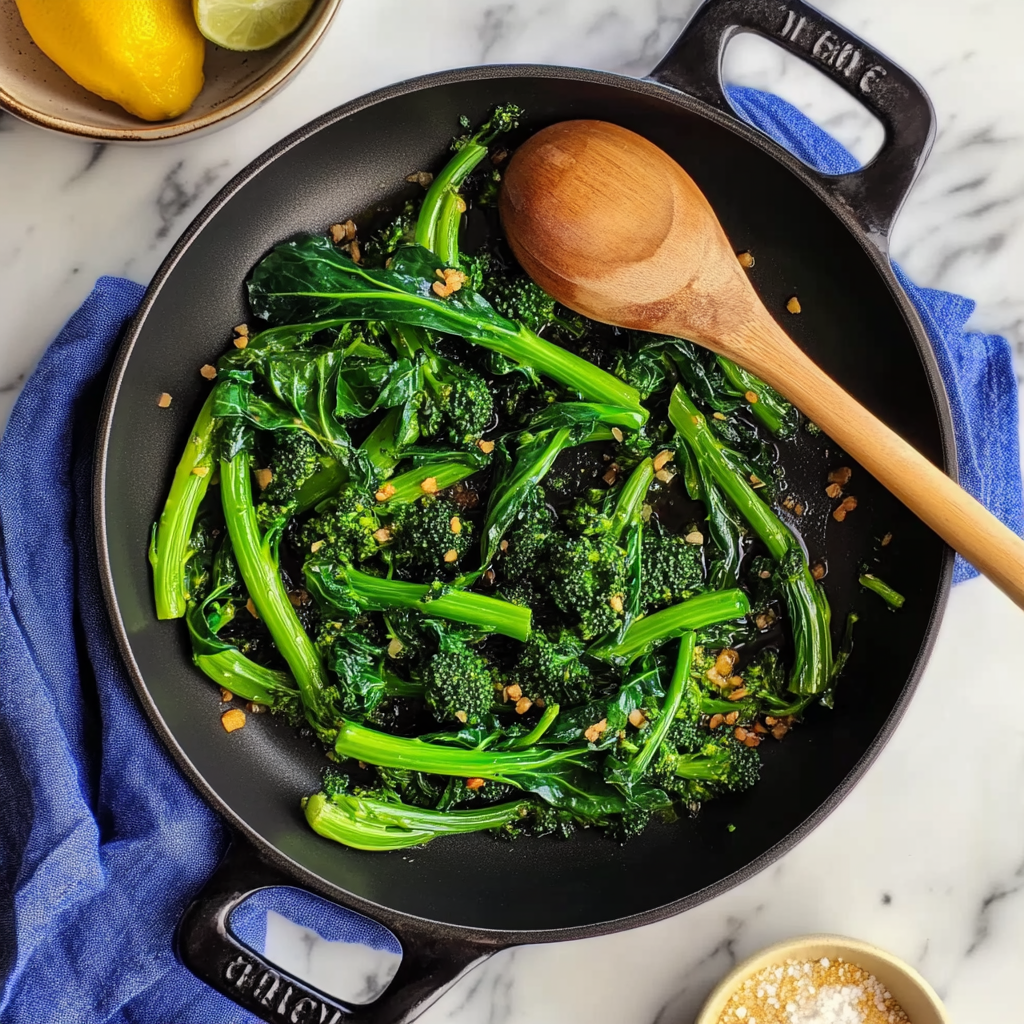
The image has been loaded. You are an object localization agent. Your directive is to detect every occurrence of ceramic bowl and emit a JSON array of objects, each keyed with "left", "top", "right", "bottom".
[
  {"left": 694, "top": 934, "right": 949, "bottom": 1024},
  {"left": 0, "top": 0, "right": 342, "bottom": 141}
]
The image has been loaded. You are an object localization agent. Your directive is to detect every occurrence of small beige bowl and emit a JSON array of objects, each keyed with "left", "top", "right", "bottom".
[
  {"left": 695, "top": 934, "right": 949, "bottom": 1024},
  {"left": 0, "top": 0, "right": 342, "bottom": 141}
]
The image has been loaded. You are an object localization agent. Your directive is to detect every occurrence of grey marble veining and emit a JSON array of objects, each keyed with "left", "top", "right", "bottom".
[{"left": 4, "top": 2, "right": 1024, "bottom": 1022}]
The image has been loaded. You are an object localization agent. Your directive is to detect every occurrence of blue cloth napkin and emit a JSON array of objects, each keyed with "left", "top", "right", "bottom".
[{"left": 1, "top": 89, "right": 1021, "bottom": 1024}]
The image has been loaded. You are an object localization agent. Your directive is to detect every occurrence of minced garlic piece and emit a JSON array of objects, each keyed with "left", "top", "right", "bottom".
[{"left": 221, "top": 708, "right": 246, "bottom": 733}]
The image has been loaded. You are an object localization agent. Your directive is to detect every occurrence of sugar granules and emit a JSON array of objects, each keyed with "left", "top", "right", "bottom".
[{"left": 714, "top": 957, "right": 910, "bottom": 1024}]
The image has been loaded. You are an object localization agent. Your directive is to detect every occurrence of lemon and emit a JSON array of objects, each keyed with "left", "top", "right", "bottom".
[
  {"left": 15, "top": 0, "right": 205, "bottom": 122},
  {"left": 193, "top": 0, "right": 315, "bottom": 51}
]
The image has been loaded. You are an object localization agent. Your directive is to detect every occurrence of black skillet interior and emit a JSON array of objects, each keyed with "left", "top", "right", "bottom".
[{"left": 98, "top": 6, "right": 953, "bottom": 971}]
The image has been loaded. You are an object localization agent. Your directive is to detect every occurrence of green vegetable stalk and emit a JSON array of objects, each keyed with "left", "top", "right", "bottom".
[
  {"left": 415, "top": 104, "right": 522, "bottom": 257},
  {"left": 596, "top": 589, "right": 750, "bottom": 664},
  {"left": 220, "top": 451, "right": 337, "bottom": 736},
  {"left": 247, "top": 239, "right": 647, "bottom": 419},
  {"left": 668, "top": 385, "right": 833, "bottom": 695},
  {"left": 305, "top": 561, "right": 532, "bottom": 642},
  {"left": 304, "top": 791, "right": 530, "bottom": 851},
  {"left": 717, "top": 356, "right": 793, "bottom": 436},
  {"left": 629, "top": 632, "right": 696, "bottom": 779},
  {"left": 859, "top": 573, "right": 905, "bottom": 609},
  {"left": 150, "top": 390, "right": 216, "bottom": 619},
  {"left": 333, "top": 719, "right": 587, "bottom": 783}
]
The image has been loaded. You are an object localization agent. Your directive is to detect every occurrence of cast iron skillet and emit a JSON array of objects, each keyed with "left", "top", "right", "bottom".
[{"left": 95, "top": 1, "right": 954, "bottom": 1021}]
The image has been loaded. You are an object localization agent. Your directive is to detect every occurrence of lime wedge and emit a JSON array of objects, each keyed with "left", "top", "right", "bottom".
[{"left": 193, "top": 0, "right": 316, "bottom": 51}]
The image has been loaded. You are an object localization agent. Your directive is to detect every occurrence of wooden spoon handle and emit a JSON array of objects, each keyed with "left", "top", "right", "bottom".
[{"left": 735, "top": 317, "right": 1024, "bottom": 609}]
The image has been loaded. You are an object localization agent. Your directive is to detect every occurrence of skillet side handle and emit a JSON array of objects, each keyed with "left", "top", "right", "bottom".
[
  {"left": 176, "top": 838, "right": 496, "bottom": 1024},
  {"left": 650, "top": 0, "right": 935, "bottom": 246}
]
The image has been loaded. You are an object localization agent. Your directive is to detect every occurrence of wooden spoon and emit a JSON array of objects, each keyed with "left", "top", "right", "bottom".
[{"left": 499, "top": 119, "right": 1024, "bottom": 610}]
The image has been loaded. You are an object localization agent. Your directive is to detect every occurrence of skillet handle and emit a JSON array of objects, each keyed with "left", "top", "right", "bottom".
[
  {"left": 176, "top": 837, "right": 496, "bottom": 1024},
  {"left": 650, "top": 0, "right": 934, "bottom": 245}
]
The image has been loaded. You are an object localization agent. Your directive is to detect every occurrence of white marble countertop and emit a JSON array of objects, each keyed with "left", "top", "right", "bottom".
[{"left": 3, "top": 1, "right": 1023, "bottom": 1021}]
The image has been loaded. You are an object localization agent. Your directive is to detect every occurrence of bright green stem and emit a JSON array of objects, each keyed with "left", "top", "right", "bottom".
[
  {"left": 194, "top": 651, "right": 295, "bottom": 707},
  {"left": 221, "top": 453, "right": 335, "bottom": 735},
  {"left": 859, "top": 573, "right": 905, "bottom": 609},
  {"left": 415, "top": 141, "right": 488, "bottom": 254},
  {"left": 334, "top": 720, "right": 585, "bottom": 783},
  {"left": 511, "top": 703, "right": 560, "bottom": 749},
  {"left": 150, "top": 391, "right": 216, "bottom": 619},
  {"left": 269, "top": 306, "right": 646, "bottom": 417},
  {"left": 717, "top": 356, "right": 791, "bottom": 436},
  {"left": 631, "top": 632, "right": 696, "bottom": 777},
  {"left": 304, "top": 791, "right": 527, "bottom": 851},
  {"left": 669, "top": 385, "right": 833, "bottom": 696},
  {"left": 295, "top": 412, "right": 407, "bottom": 513},
  {"left": 608, "top": 458, "right": 654, "bottom": 544},
  {"left": 378, "top": 461, "right": 480, "bottom": 504},
  {"left": 295, "top": 458, "right": 345, "bottom": 513},
  {"left": 669, "top": 385, "right": 789, "bottom": 559},
  {"left": 436, "top": 191, "right": 464, "bottom": 265},
  {"left": 597, "top": 589, "right": 750, "bottom": 664},
  {"left": 309, "top": 563, "right": 532, "bottom": 642}
]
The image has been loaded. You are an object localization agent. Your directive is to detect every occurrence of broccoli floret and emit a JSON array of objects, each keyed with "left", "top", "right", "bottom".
[
  {"left": 428, "top": 361, "right": 493, "bottom": 444},
  {"left": 299, "top": 486, "right": 381, "bottom": 563},
  {"left": 548, "top": 534, "right": 627, "bottom": 639},
  {"left": 385, "top": 496, "right": 473, "bottom": 575},
  {"left": 421, "top": 633, "right": 496, "bottom": 725},
  {"left": 514, "top": 632, "right": 592, "bottom": 706},
  {"left": 524, "top": 801, "right": 577, "bottom": 840},
  {"left": 642, "top": 530, "right": 705, "bottom": 609},
  {"left": 608, "top": 803, "right": 652, "bottom": 842},
  {"left": 500, "top": 498, "right": 557, "bottom": 582},
  {"left": 559, "top": 497, "right": 613, "bottom": 537},
  {"left": 452, "top": 103, "right": 522, "bottom": 151},
  {"left": 650, "top": 734, "right": 760, "bottom": 803},
  {"left": 256, "top": 432, "right": 321, "bottom": 531},
  {"left": 484, "top": 274, "right": 585, "bottom": 339},
  {"left": 361, "top": 200, "right": 417, "bottom": 263}
]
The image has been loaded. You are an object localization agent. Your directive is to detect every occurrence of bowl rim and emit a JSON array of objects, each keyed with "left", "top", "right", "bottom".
[
  {"left": 693, "top": 933, "right": 950, "bottom": 1024},
  {"left": 0, "top": 0, "right": 342, "bottom": 141}
]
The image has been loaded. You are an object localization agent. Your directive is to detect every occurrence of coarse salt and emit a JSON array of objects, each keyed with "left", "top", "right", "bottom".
[{"left": 714, "top": 958, "right": 910, "bottom": 1024}]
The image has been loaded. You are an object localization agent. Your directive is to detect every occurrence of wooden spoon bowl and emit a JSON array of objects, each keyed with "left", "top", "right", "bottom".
[{"left": 500, "top": 120, "right": 1024, "bottom": 609}]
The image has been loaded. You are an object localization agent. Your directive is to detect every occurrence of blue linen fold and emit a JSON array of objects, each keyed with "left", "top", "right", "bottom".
[{"left": 1, "top": 89, "right": 1020, "bottom": 1024}]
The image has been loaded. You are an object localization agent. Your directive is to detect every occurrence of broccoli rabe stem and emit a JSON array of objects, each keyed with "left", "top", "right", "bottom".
[
  {"left": 717, "top": 356, "right": 793, "bottom": 436},
  {"left": 193, "top": 649, "right": 296, "bottom": 708},
  {"left": 668, "top": 385, "right": 833, "bottom": 696},
  {"left": 435, "top": 191, "right": 465, "bottom": 266},
  {"left": 630, "top": 632, "right": 696, "bottom": 778},
  {"left": 669, "top": 386, "right": 789, "bottom": 560},
  {"left": 608, "top": 458, "right": 654, "bottom": 545},
  {"left": 295, "top": 458, "right": 345, "bottom": 513},
  {"left": 511, "top": 703, "right": 560, "bottom": 749},
  {"left": 333, "top": 719, "right": 586, "bottom": 783},
  {"left": 595, "top": 589, "right": 750, "bottom": 664},
  {"left": 415, "top": 145, "right": 485, "bottom": 256},
  {"left": 305, "top": 562, "right": 532, "bottom": 641},
  {"left": 859, "top": 573, "right": 905, "bottom": 609},
  {"left": 304, "top": 792, "right": 529, "bottom": 851},
  {"left": 377, "top": 461, "right": 480, "bottom": 503},
  {"left": 150, "top": 390, "right": 216, "bottom": 619},
  {"left": 220, "top": 452, "right": 336, "bottom": 736},
  {"left": 415, "top": 103, "right": 521, "bottom": 257},
  {"left": 293, "top": 411, "right": 410, "bottom": 514}
]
